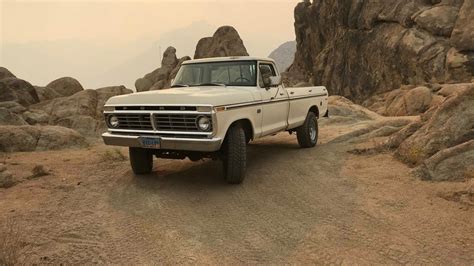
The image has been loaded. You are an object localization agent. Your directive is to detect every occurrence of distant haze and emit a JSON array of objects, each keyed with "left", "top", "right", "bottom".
[{"left": 0, "top": 0, "right": 298, "bottom": 89}]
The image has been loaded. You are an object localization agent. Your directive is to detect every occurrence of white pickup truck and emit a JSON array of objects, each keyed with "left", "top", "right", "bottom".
[{"left": 102, "top": 56, "right": 328, "bottom": 184}]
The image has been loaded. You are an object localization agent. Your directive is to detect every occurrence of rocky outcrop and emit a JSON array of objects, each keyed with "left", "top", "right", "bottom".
[
  {"left": 268, "top": 41, "right": 297, "bottom": 72},
  {"left": 0, "top": 125, "right": 88, "bottom": 152},
  {"left": 0, "top": 77, "right": 39, "bottom": 106},
  {"left": 389, "top": 83, "right": 474, "bottom": 180},
  {"left": 364, "top": 85, "right": 440, "bottom": 116},
  {"left": 135, "top": 26, "right": 249, "bottom": 92},
  {"left": 0, "top": 67, "right": 15, "bottom": 80},
  {"left": 414, "top": 140, "right": 474, "bottom": 181},
  {"left": 0, "top": 101, "right": 26, "bottom": 114},
  {"left": 326, "top": 96, "right": 381, "bottom": 123},
  {"left": 30, "top": 86, "right": 132, "bottom": 136},
  {"left": 450, "top": 0, "right": 474, "bottom": 51},
  {"left": 287, "top": 0, "right": 473, "bottom": 102},
  {"left": 0, "top": 108, "right": 28, "bottom": 126},
  {"left": 45, "top": 77, "right": 84, "bottom": 98},
  {"left": 194, "top": 26, "right": 248, "bottom": 59},
  {"left": 135, "top": 47, "right": 190, "bottom": 92},
  {"left": 34, "top": 86, "right": 63, "bottom": 101}
]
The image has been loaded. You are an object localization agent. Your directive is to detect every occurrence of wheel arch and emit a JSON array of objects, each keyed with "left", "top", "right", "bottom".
[
  {"left": 225, "top": 118, "right": 254, "bottom": 142},
  {"left": 308, "top": 105, "right": 320, "bottom": 118}
]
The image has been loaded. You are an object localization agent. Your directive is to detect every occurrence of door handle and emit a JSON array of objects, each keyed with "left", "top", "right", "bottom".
[
  {"left": 279, "top": 93, "right": 284, "bottom": 96},
  {"left": 309, "top": 89, "right": 312, "bottom": 92},
  {"left": 290, "top": 92, "right": 294, "bottom": 95}
]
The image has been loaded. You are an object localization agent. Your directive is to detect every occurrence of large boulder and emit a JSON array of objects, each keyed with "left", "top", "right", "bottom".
[
  {"left": 22, "top": 110, "right": 50, "bottom": 125},
  {"left": 0, "top": 101, "right": 26, "bottom": 114},
  {"left": 414, "top": 6, "right": 459, "bottom": 37},
  {"left": 34, "top": 86, "right": 63, "bottom": 101},
  {"left": 0, "top": 125, "right": 87, "bottom": 152},
  {"left": 135, "top": 47, "right": 190, "bottom": 92},
  {"left": 365, "top": 86, "right": 436, "bottom": 116},
  {"left": 413, "top": 140, "right": 474, "bottom": 181},
  {"left": 0, "top": 67, "right": 15, "bottom": 80},
  {"left": 393, "top": 83, "right": 473, "bottom": 166},
  {"left": 286, "top": 1, "right": 473, "bottom": 102},
  {"left": 450, "top": 0, "right": 474, "bottom": 51},
  {"left": 30, "top": 86, "right": 132, "bottom": 136},
  {"left": 46, "top": 77, "right": 84, "bottom": 97},
  {"left": 0, "top": 108, "right": 28, "bottom": 125},
  {"left": 0, "top": 77, "right": 39, "bottom": 106},
  {"left": 194, "top": 26, "right": 249, "bottom": 59}
]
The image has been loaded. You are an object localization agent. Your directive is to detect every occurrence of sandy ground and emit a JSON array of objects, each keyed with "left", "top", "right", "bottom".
[{"left": 0, "top": 119, "right": 473, "bottom": 264}]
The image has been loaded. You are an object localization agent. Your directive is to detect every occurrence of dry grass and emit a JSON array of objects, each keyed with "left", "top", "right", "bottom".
[
  {"left": 404, "top": 145, "right": 426, "bottom": 166},
  {"left": 28, "top": 165, "right": 50, "bottom": 180},
  {"left": 99, "top": 148, "right": 127, "bottom": 162},
  {"left": 0, "top": 218, "right": 25, "bottom": 265}
]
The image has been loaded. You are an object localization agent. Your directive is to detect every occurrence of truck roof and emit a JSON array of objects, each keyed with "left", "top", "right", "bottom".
[{"left": 182, "top": 56, "right": 276, "bottom": 65}]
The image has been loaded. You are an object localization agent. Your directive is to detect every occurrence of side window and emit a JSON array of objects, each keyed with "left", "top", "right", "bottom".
[{"left": 259, "top": 64, "right": 276, "bottom": 88}]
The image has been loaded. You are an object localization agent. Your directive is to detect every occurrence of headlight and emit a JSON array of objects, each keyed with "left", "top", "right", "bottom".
[
  {"left": 103, "top": 106, "right": 115, "bottom": 112},
  {"left": 108, "top": 115, "right": 120, "bottom": 128},
  {"left": 196, "top": 116, "right": 211, "bottom": 131}
]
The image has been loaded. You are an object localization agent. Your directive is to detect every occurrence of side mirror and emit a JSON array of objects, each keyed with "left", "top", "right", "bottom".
[
  {"left": 269, "top": 76, "right": 282, "bottom": 87},
  {"left": 263, "top": 76, "right": 282, "bottom": 89}
]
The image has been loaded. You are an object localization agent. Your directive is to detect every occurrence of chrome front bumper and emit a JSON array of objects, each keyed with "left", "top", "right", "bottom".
[{"left": 102, "top": 133, "right": 223, "bottom": 152}]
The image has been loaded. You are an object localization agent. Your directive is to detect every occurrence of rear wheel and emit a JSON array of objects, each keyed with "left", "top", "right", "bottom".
[
  {"left": 297, "top": 112, "right": 318, "bottom": 148},
  {"left": 129, "top": 147, "right": 153, "bottom": 174},
  {"left": 222, "top": 123, "right": 247, "bottom": 184}
]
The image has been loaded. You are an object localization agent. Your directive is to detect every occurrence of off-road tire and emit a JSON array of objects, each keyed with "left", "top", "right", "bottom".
[
  {"left": 222, "top": 124, "right": 247, "bottom": 184},
  {"left": 129, "top": 147, "right": 153, "bottom": 175},
  {"left": 297, "top": 112, "right": 318, "bottom": 148}
]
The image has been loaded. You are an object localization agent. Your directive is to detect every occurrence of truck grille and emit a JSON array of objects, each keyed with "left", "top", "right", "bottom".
[
  {"left": 106, "top": 113, "right": 212, "bottom": 133},
  {"left": 112, "top": 114, "right": 153, "bottom": 130},
  {"left": 154, "top": 114, "right": 211, "bottom": 132}
]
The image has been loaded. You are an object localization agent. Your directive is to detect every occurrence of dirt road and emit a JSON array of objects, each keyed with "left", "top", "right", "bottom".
[{"left": 1, "top": 120, "right": 473, "bottom": 264}]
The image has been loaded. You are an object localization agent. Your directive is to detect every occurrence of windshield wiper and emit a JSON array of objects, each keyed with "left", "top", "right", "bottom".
[
  {"left": 196, "top": 82, "right": 226, "bottom": 87},
  {"left": 171, "top": 84, "right": 189, "bottom": 88}
]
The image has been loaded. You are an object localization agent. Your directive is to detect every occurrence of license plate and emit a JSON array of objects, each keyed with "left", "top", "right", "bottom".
[{"left": 139, "top": 137, "right": 161, "bottom": 149}]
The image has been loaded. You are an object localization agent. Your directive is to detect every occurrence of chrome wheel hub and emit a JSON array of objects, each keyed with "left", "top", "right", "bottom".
[{"left": 309, "top": 120, "right": 317, "bottom": 141}]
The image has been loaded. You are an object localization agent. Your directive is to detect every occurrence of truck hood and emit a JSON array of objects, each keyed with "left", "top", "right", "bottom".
[{"left": 105, "top": 86, "right": 256, "bottom": 107}]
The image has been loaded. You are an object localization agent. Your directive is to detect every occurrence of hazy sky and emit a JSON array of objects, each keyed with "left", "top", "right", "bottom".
[{"left": 0, "top": 0, "right": 298, "bottom": 89}]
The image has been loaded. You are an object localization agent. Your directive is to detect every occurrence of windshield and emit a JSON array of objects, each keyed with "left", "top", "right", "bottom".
[{"left": 172, "top": 61, "right": 257, "bottom": 87}]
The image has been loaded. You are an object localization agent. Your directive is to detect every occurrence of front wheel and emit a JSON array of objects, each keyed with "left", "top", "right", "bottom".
[
  {"left": 129, "top": 147, "right": 153, "bottom": 174},
  {"left": 297, "top": 112, "right": 318, "bottom": 148},
  {"left": 222, "top": 124, "right": 247, "bottom": 184}
]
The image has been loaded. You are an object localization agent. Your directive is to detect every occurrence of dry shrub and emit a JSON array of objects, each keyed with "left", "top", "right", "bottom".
[
  {"left": 0, "top": 218, "right": 24, "bottom": 265},
  {"left": 26, "top": 165, "right": 50, "bottom": 180},
  {"left": 100, "top": 148, "right": 127, "bottom": 162}
]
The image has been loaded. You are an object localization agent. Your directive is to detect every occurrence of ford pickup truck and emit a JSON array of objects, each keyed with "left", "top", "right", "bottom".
[{"left": 102, "top": 56, "right": 328, "bottom": 184}]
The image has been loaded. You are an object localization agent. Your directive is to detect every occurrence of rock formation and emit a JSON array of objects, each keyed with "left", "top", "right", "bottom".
[
  {"left": 286, "top": 0, "right": 474, "bottom": 102},
  {"left": 0, "top": 67, "right": 133, "bottom": 143},
  {"left": 135, "top": 47, "right": 190, "bottom": 92},
  {"left": 30, "top": 86, "right": 132, "bottom": 136},
  {"left": 0, "top": 125, "right": 88, "bottom": 152},
  {"left": 135, "top": 26, "right": 249, "bottom": 92},
  {"left": 0, "top": 77, "right": 39, "bottom": 106},
  {"left": 0, "top": 67, "right": 15, "bottom": 80},
  {"left": 45, "top": 77, "right": 84, "bottom": 98},
  {"left": 268, "top": 41, "right": 296, "bottom": 72},
  {"left": 364, "top": 85, "right": 442, "bottom": 116},
  {"left": 194, "top": 26, "right": 249, "bottom": 59},
  {"left": 388, "top": 83, "right": 474, "bottom": 180}
]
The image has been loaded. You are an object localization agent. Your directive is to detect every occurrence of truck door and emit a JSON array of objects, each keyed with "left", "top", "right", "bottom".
[{"left": 258, "top": 63, "right": 289, "bottom": 136}]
